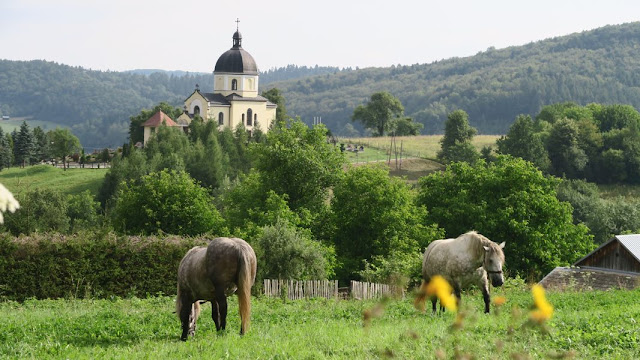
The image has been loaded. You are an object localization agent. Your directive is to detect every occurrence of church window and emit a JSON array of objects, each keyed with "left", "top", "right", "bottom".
[
  {"left": 232, "top": 79, "right": 238, "bottom": 90},
  {"left": 218, "top": 112, "right": 224, "bottom": 125},
  {"left": 247, "top": 109, "right": 253, "bottom": 126},
  {"left": 254, "top": 113, "right": 257, "bottom": 123},
  {"left": 194, "top": 106, "right": 200, "bottom": 115},
  {"left": 242, "top": 113, "right": 245, "bottom": 125}
]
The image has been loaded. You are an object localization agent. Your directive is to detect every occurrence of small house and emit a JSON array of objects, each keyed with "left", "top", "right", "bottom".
[
  {"left": 1, "top": 116, "right": 9, "bottom": 120},
  {"left": 539, "top": 234, "right": 640, "bottom": 291}
]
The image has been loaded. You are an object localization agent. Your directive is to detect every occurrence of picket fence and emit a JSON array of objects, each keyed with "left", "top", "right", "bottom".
[
  {"left": 263, "top": 279, "right": 399, "bottom": 300},
  {"left": 263, "top": 279, "right": 338, "bottom": 300},
  {"left": 350, "top": 280, "right": 401, "bottom": 300}
]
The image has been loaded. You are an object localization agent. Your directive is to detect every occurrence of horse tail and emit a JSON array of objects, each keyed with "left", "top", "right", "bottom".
[
  {"left": 176, "top": 283, "right": 183, "bottom": 319},
  {"left": 237, "top": 245, "right": 256, "bottom": 335}
]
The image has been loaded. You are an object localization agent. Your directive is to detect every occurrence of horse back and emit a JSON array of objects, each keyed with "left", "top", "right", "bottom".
[
  {"left": 178, "top": 246, "right": 216, "bottom": 301},
  {"left": 206, "top": 237, "right": 257, "bottom": 290},
  {"left": 422, "top": 237, "right": 483, "bottom": 280}
]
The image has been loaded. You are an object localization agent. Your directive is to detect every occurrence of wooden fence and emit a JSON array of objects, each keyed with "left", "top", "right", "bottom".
[
  {"left": 350, "top": 280, "right": 401, "bottom": 300},
  {"left": 263, "top": 279, "right": 338, "bottom": 300},
  {"left": 263, "top": 279, "right": 400, "bottom": 300}
]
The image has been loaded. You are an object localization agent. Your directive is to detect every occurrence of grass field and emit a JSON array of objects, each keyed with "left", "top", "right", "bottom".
[
  {"left": 1, "top": 285, "right": 638, "bottom": 359},
  {"left": 341, "top": 135, "right": 501, "bottom": 160},
  {"left": 0, "top": 165, "right": 107, "bottom": 197},
  {"left": 0, "top": 117, "right": 68, "bottom": 134}
]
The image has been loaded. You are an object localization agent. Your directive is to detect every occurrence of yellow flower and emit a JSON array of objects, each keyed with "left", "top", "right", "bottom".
[
  {"left": 530, "top": 284, "right": 553, "bottom": 322},
  {"left": 493, "top": 296, "right": 507, "bottom": 307},
  {"left": 425, "top": 275, "right": 457, "bottom": 312}
]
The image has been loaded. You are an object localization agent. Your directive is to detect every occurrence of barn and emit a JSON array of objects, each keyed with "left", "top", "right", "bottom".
[{"left": 539, "top": 234, "right": 640, "bottom": 291}]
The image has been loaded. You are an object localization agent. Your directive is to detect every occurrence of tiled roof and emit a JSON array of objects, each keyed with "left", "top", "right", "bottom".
[
  {"left": 201, "top": 93, "right": 231, "bottom": 106},
  {"left": 141, "top": 110, "right": 179, "bottom": 127}
]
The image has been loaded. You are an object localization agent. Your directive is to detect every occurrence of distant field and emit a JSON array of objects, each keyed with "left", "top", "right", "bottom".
[
  {"left": 340, "top": 135, "right": 501, "bottom": 160},
  {"left": 0, "top": 117, "right": 69, "bottom": 133},
  {"left": 0, "top": 165, "right": 107, "bottom": 197},
  {"left": 598, "top": 184, "right": 640, "bottom": 200}
]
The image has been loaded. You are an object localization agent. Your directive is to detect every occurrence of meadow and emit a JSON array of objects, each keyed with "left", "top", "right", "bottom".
[
  {"left": 1, "top": 284, "right": 638, "bottom": 359},
  {"left": 341, "top": 135, "right": 501, "bottom": 160},
  {"left": 0, "top": 165, "right": 107, "bottom": 197}
]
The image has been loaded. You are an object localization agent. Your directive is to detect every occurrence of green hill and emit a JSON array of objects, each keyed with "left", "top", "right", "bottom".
[{"left": 2, "top": 22, "right": 640, "bottom": 146}]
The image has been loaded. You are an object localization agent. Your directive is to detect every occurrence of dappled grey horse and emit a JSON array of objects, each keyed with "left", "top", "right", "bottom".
[{"left": 176, "top": 237, "right": 257, "bottom": 341}]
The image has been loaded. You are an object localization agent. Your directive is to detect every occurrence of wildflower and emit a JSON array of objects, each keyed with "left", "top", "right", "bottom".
[
  {"left": 530, "top": 284, "right": 553, "bottom": 322},
  {"left": 425, "top": 275, "right": 457, "bottom": 312},
  {"left": 0, "top": 183, "right": 19, "bottom": 224},
  {"left": 493, "top": 296, "right": 507, "bottom": 307}
]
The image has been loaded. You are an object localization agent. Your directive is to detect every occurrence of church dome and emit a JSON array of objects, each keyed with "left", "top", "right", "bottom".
[{"left": 214, "top": 30, "right": 258, "bottom": 75}]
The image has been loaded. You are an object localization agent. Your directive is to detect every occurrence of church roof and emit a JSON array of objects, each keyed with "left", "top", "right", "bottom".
[
  {"left": 200, "top": 92, "right": 276, "bottom": 107},
  {"left": 141, "top": 110, "right": 179, "bottom": 127},
  {"left": 201, "top": 93, "right": 231, "bottom": 105},
  {"left": 214, "top": 30, "right": 258, "bottom": 75}
]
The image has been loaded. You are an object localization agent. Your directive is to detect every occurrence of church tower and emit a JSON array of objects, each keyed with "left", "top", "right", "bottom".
[{"left": 176, "top": 20, "right": 276, "bottom": 136}]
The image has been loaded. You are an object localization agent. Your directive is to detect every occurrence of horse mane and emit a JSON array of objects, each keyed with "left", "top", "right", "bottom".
[{"left": 460, "top": 231, "right": 505, "bottom": 262}]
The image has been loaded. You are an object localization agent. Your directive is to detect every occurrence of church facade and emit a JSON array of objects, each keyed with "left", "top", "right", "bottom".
[
  {"left": 143, "top": 27, "right": 276, "bottom": 146},
  {"left": 176, "top": 29, "right": 276, "bottom": 135}
]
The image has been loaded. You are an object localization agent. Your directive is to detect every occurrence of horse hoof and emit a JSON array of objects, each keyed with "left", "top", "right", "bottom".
[{"left": 180, "top": 336, "right": 188, "bottom": 342}]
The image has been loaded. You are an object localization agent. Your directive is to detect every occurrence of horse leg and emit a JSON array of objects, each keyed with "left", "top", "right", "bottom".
[
  {"left": 482, "top": 285, "right": 491, "bottom": 314},
  {"left": 431, "top": 296, "right": 438, "bottom": 314},
  {"left": 453, "top": 283, "right": 462, "bottom": 309},
  {"left": 179, "top": 294, "right": 193, "bottom": 341},
  {"left": 211, "top": 300, "right": 221, "bottom": 331},
  {"left": 214, "top": 287, "right": 228, "bottom": 331}
]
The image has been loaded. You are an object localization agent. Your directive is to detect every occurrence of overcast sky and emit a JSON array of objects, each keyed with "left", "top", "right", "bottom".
[{"left": 1, "top": 0, "right": 639, "bottom": 73}]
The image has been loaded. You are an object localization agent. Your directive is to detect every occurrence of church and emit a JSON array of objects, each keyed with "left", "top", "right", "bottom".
[{"left": 143, "top": 25, "right": 276, "bottom": 145}]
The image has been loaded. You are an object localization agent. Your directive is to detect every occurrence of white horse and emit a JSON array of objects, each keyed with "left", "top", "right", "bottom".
[{"left": 422, "top": 231, "right": 505, "bottom": 313}]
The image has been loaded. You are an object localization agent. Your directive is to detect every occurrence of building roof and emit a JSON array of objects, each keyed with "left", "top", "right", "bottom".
[
  {"left": 141, "top": 110, "right": 179, "bottom": 127},
  {"left": 201, "top": 92, "right": 231, "bottom": 106},
  {"left": 214, "top": 30, "right": 258, "bottom": 75},
  {"left": 616, "top": 234, "right": 640, "bottom": 263},
  {"left": 574, "top": 234, "right": 640, "bottom": 265}
]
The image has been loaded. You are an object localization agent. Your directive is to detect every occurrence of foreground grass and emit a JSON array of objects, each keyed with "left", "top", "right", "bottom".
[
  {"left": 1, "top": 287, "right": 638, "bottom": 359},
  {"left": 0, "top": 165, "right": 107, "bottom": 197}
]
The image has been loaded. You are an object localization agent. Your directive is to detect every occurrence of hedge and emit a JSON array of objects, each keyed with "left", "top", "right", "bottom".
[{"left": 0, "top": 232, "right": 208, "bottom": 301}]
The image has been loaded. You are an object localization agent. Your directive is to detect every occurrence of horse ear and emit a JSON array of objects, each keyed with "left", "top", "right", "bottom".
[
  {"left": 499, "top": 242, "right": 506, "bottom": 249},
  {"left": 483, "top": 246, "right": 490, "bottom": 252}
]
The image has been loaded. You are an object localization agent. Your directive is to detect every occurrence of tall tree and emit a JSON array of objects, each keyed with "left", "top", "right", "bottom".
[
  {"left": 496, "top": 115, "right": 550, "bottom": 171},
  {"left": 352, "top": 92, "right": 404, "bottom": 136},
  {"left": 48, "top": 128, "right": 81, "bottom": 171},
  {"left": 13, "top": 121, "right": 34, "bottom": 167},
  {"left": 32, "top": 126, "right": 50, "bottom": 163},
  {"left": 437, "top": 110, "right": 479, "bottom": 164},
  {"left": 0, "top": 128, "right": 12, "bottom": 170},
  {"left": 261, "top": 87, "right": 288, "bottom": 128}
]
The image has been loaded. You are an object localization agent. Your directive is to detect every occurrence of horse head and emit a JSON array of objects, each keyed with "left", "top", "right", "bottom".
[{"left": 482, "top": 241, "right": 505, "bottom": 287}]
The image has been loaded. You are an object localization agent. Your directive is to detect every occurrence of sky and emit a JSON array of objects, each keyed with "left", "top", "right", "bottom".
[{"left": 1, "top": 0, "right": 639, "bottom": 73}]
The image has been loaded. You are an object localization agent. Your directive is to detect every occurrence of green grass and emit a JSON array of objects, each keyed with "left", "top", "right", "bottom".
[
  {"left": 0, "top": 165, "right": 107, "bottom": 197},
  {"left": 1, "top": 286, "right": 638, "bottom": 359},
  {"left": 342, "top": 135, "right": 501, "bottom": 160},
  {"left": 0, "top": 117, "right": 69, "bottom": 134}
]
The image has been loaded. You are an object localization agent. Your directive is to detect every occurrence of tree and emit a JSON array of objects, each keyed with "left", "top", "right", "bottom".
[
  {"left": 0, "top": 128, "right": 12, "bottom": 170},
  {"left": 261, "top": 87, "right": 288, "bottom": 128},
  {"left": 496, "top": 115, "right": 550, "bottom": 171},
  {"left": 352, "top": 92, "right": 404, "bottom": 136},
  {"left": 67, "top": 190, "right": 102, "bottom": 233},
  {"left": 111, "top": 169, "right": 225, "bottom": 236},
  {"left": 437, "top": 110, "right": 479, "bottom": 164},
  {"left": 2, "top": 188, "right": 70, "bottom": 235},
  {"left": 546, "top": 118, "right": 588, "bottom": 178},
  {"left": 252, "top": 118, "right": 345, "bottom": 213},
  {"left": 416, "top": 156, "right": 594, "bottom": 279},
  {"left": 330, "top": 164, "right": 443, "bottom": 282},
  {"left": 48, "top": 128, "right": 81, "bottom": 171},
  {"left": 32, "top": 126, "right": 50, "bottom": 162},
  {"left": 256, "top": 218, "right": 332, "bottom": 281},
  {"left": 390, "top": 116, "right": 423, "bottom": 136},
  {"left": 13, "top": 121, "right": 34, "bottom": 167}
]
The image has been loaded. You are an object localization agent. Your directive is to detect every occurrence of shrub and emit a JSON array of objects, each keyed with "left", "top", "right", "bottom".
[{"left": 0, "top": 232, "right": 206, "bottom": 301}]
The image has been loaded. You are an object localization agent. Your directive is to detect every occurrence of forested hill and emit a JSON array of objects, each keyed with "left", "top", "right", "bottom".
[
  {"left": 270, "top": 22, "right": 640, "bottom": 136},
  {"left": 2, "top": 22, "right": 640, "bottom": 147}
]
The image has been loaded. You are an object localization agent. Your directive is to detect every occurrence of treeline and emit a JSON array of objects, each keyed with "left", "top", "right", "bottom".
[
  {"left": 272, "top": 22, "right": 640, "bottom": 136},
  {"left": 3, "top": 22, "right": 640, "bottom": 147}
]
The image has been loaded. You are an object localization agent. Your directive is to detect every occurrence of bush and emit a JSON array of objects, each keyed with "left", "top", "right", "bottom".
[
  {"left": 2, "top": 188, "right": 69, "bottom": 235},
  {"left": 0, "top": 232, "right": 206, "bottom": 301}
]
